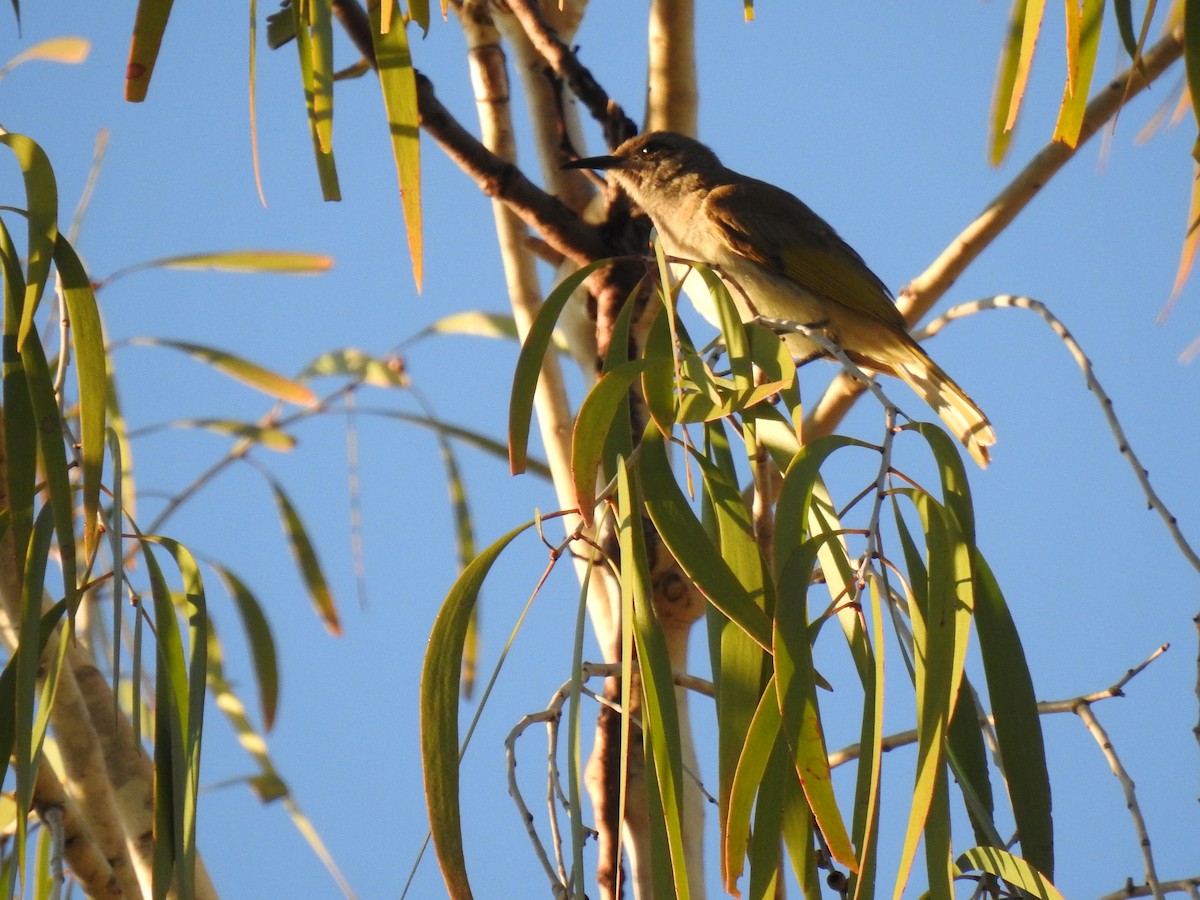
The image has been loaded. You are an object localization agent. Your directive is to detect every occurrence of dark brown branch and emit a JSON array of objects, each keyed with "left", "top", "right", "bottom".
[{"left": 503, "top": 0, "right": 639, "bottom": 151}]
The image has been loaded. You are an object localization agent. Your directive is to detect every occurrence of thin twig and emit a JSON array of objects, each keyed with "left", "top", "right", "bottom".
[
  {"left": 1095, "top": 878, "right": 1200, "bottom": 900},
  {"left": 806, "top": 26, "right": 1186, "bottom": 443},
  {"left": 916, "top": 295, "right": 1200, "bottom": 577},
  {"left": 1074, "top": 702, "right": 1164, "bottom": 900},
  {"left": 828, "top": 644, "right": 1170, "bottom": 768}
]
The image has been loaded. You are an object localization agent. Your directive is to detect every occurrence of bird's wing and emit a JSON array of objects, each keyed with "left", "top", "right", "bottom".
[{"left": 702, "top": 180, "right": 906, "bottom": 330}]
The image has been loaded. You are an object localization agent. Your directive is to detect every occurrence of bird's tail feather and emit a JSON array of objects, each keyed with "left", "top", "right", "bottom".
[{"left": 888, "top": 343, "right": 996, "bottom": 468}]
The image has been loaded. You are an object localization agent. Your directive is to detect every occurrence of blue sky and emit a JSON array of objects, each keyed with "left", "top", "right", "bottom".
[{"left": 3, "top": 3, "right": 1199, "bottom": 898}]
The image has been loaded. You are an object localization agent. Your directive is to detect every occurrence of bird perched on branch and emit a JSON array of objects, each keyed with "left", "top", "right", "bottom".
[{"left": 566, "top": 130, "right": 996, "bottom": 468}]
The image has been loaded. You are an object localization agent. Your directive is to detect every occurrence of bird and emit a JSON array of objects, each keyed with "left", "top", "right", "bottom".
[{"left": 564, "top": 130, "right": 996, "bottom": 468}]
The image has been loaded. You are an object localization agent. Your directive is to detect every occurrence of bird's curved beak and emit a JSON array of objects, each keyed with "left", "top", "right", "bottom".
[{"left": 562, "top": 154, "right": 622, "bottom": 171}]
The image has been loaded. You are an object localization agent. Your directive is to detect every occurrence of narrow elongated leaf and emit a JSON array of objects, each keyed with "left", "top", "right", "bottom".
[
  {"left": 0, "top": 220, "right": 36, "bottom": 565},
  {"left": 1167, "top": 163, "right": 1200, "bottom": 309},
  {"left": 570, "top": 359, "right": 658, "bottom": 522},
  {"left": 268, "top": 478, "right": 340, "bottom": 635},
  {"left": 369, "top": 6, "right": 423, "bottom": 288},
  {"left": 0, "top": 37, "right": 90, "bottom": 77},
  {"left": 774, "top": 538, "right": 856, "bottom": 871},
  {"left": 1005, "top": 0, "right": 1046, "bottom": 132},
  {"left": 723, "top": 676, "right": 781, "bottom": 894},
  {"left": 291, "top": 0, "right": 340, "bottom": 199},
  {"left": 989, "top": 0, "right": 1029, "bottom": 165},
  {"left": 945, "top": 678, "right": 996, "bottom": 849},
  {"left": 300, "top": 346, "right": 408, "bottom": 387},
  {"left": 143, "top": 537, "right": 207, "bottom": 899},
  {"left": 408, "top": 0, "right": 430, "bottom": 33},
  {"left": 54, "top": 237, "right": 107, "bottom": 553},
  {"left": 616, "top": 459, "right": 690, "bottom": 898},
  {"left": 308, "top": 0, "right": 335, "bottom": 154},
  {"left": 209, "top": 563, "right": 280, "bottom": 731},
  {"left": 131, "top": 338, "right": 316, "bottom": 405},
  {"left": 891, "top": 492, "right": 975, "bottom": 899},
  {"left": 1053, "top": 0, "right": 1104, "bottom": 145},
  {"left": 19, "top": 331, "right": 78, "bottom": 613},
  {"left": 641, "top": 426, "right": 772, "bottom": 650},
  {"left": 148, "top": 418, "right": 296, "bottom": 451},
  {"left": 923, "top": 757, "right": 953, "bottom": 900},
  {"left": 1114, "top": 0, "right": 1139, "bottom": 59},
  {"left": 126, "top": 0, "right": 174, "bottom": 100},
  {"left": 421, "top": 521, "right": 536, "bottom": 899},
  {"left": 1186, "top": 0, "right": 1200, "bottom": 158},
  {"left": 973, "top": 551, "right": 1053, "bottom": 876},
  {"left": 508, "top": 259, "right": 610, "bottom": 474},
  {"left": 0, "top": 133, "right": 58, "bottom": 345},
  {"left": 115, "top": 250, "right": 333, "bottom": 277},
  {"left": 955, "top": 846, "right": 1063, "bottom": 899}
]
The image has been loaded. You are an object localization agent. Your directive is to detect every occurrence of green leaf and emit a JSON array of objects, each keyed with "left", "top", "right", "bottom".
[
  {"left": 1186, "top": 0, "right": 1200, "bottom": 152},
  {"left": 421, "top": 520, "right": 537, "bottom": 899},
  {"left": 54, "top": 237, "right": 107, "bottom": 554},
  {"left": 570, "top": 358, "right": 658, "bottom": 522},
  {"left": 773, "top": 538, "right": 857, "bottom": 872},
  {"left": 641, "top": 426, "right": 772, "bottom": 651},
  {"left": 307, "top": 0, "right": 335, "bottom": 155},
  {"left": 0, "top": 37, "right": 90, "bottom": 78},
  {"left": 268, "top": 478, "right": 340, "bottom": 635},
  {"left": 146, "top": 418, "right": 296, "bottom": 451},
  {"left": 944, "top": 679, "right": 996, "bottom": 850},
  {"left": 131, "top": 337, "right": 316, "bottom": 405},
  {"left": 955, "top": 846, "right": 1063, "bottom": 899},
  {"left": 110, "top": 250, "right": 334, "bottom": 281},
  {"left": 615, "top": 458, "right": 690, "bottom": 898},
  {"left": 209, "top": 563, "right": 280, "bottom": 731},
  {"left": 1114, "top": 0, "right": 1139, "bottom": 60},
  {"left": 407, "top": 0, "right": 430, "bottom": 33},
  {"left": 847, "top": 576, "right": 885, "bottom": 900},
  {"left": 369, "top": 6, "right": 423, "bottom": 289},
  {"left": 973, "top": 551, "right": 1054, "bottom": 877},
  {"left": 1053, "top": 0, "right": 1104, "bottom": 146},
  {"left": 989, "top": 0, "right": 1029, "bottom": 166},
  {"left": 291, "top": 0, "right": 340, "bottom": 200},
  {"left": 300, "top": 346, "right": 408, "bottom": 387},
  {"left": 508, "top": 259, "right": 610, "bottom": 475},
  {"left": 18, "top": 330, "right": 78, "bottom": 613},
  {"left": 1, "top": 220, "right": 36, "bottom": 568},
  {"left": 0, "top": 133, "right": 58, "bottom": 346},
  {"left": 723, "top": 677, "right": 781, "bottom": 894},
  {"left": 125, "top": 0, "right": 174, "bottom": 101}
]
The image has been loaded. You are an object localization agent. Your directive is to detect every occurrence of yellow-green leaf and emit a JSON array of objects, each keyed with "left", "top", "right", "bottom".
[
  {"left": 369, "top": 7, "right": 423, "bottom": 289},
  {"left": 421, "top": 521, "right": 536, "bottom": 899},
  {"left": 1186, "top": 0, "right": 1200, "bottom": 156},
  {"left": 125, "top": 0, "right": 174, "bottom": 101},
  {"left": 955, "top": 846, "right": 1064, "bottom": 899},
  {"left": 0, "top": 133, "right": 58, "bottom": 345},
  {"left": 131, "top": 338, "right": 316, "bottom": 405},
  {"left": 268, "top": 479, "right": 340, "bottom": 636},
  {"left": 1053, "top": 0, "right": 1104, "bottom": 146},
  {"left": 989, "top": 0, "right": 1030, "bottom": 166},
  {"left": 0, "top": 37, "right": 90, "bottom": 79},
  {"left": 299, "top": 347, "right": 408, "bottom": 387}
]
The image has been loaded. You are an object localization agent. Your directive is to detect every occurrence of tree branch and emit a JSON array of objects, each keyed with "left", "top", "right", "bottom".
[{"left": 806, "top": 26, "right": 1186, "bottom": 443}]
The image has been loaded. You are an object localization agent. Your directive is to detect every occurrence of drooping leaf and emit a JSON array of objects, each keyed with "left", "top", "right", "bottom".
[
  {"left": 130, "top": 338, "right": 316, "bottom": 405},
  {"left": 955, "top": 845, "right": 1063, "bottom": 899},
  {"left": 989, "top": 0, "right": 1030, "bottom": 166},
  {"left": 508, "top": 259, "right": 610, "bottom": 475},
  {"left": 0, "top": 132, "right": 58, "bottom": 345},
  {"left": 209, "top": 563, "right": 280, "bottom": 731},
  {"left": 1053, "top": 0, "right": 1104, "bottom": 146},
  {"left": 0, "top": 37, "right": 90, "bottom": 78},
  {"left": 291, "top": 0, "right": 340, "bottom": 199},
  {"left": 421, "top": 521, "right": 536, "bottom": 899},
  {"left": 369, "top": 5, "right": 423, "bottom": 289},
  {"left": 55, "top": 236, "right": 107, "bottom": 554},
  {"left": 268, "top": 478, "right": 340, "bottom": 635}
]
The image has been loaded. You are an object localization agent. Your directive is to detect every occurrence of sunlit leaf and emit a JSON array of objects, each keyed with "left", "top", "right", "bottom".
[
  {"left": 268, "top": 478, "right": 340, "bottom": 636},
  {"left": 641, "top": 426, "right": 773, "bottom": 651},
  {"left": 1053, "top": 0, "right": 1103, "bottom": 146},
  {"left": 723, "top": 677, "right": 780, "bottom": 894},
  {"left": 0, "top": 133, "right": 58, "bottom": 345},
  {"left": 125, "top": 0, "right": 174, "bottom": 101},
  {"left": 55, "top": 237, "right": 107, "bottom": 554},
  {"left": 300, "top": 346, "right": 408, "bottom": 388},
  {"left": 0, "top": 37, "right": 90, "bottom": 79},
  {"left": 209, "top": 564, "right": 280, "bottom": 731},
  {"left": 369, "top": 6, "right": 423, "bottom": 289},
  {"left": 973, "top": 552, "right": 1054, "bottom": 877},
  {"left": 955, "top": 845, "right": 1064, "bottom": 899},
  {"left": 989, "top": 0, "right": 1029, "bottom": 165},
  {"left": 616, "top": 458, "right": 690, "bottom": 897},
  {"left": 308, "top": 0, "right": 335, "bottom": 155},
  {"left": 421, "top": 521, "right": 536, "bottom": 899},
  {"left": 509, "top": 260, "right": 610, "bottom": 475},
  {"left": 1165, "top": 162, "right": 1200, "bottom": 315},
  {"left": 130, "top": 338, "right": 316, "bottom": 405},
  {"left": 291, "top": 0, "right": 340, "bottom": 200}
]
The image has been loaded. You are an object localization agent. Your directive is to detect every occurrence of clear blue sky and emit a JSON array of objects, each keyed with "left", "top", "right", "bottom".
[{"left": 3, "top": 3, "right": 1198, "bottom": 898}]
